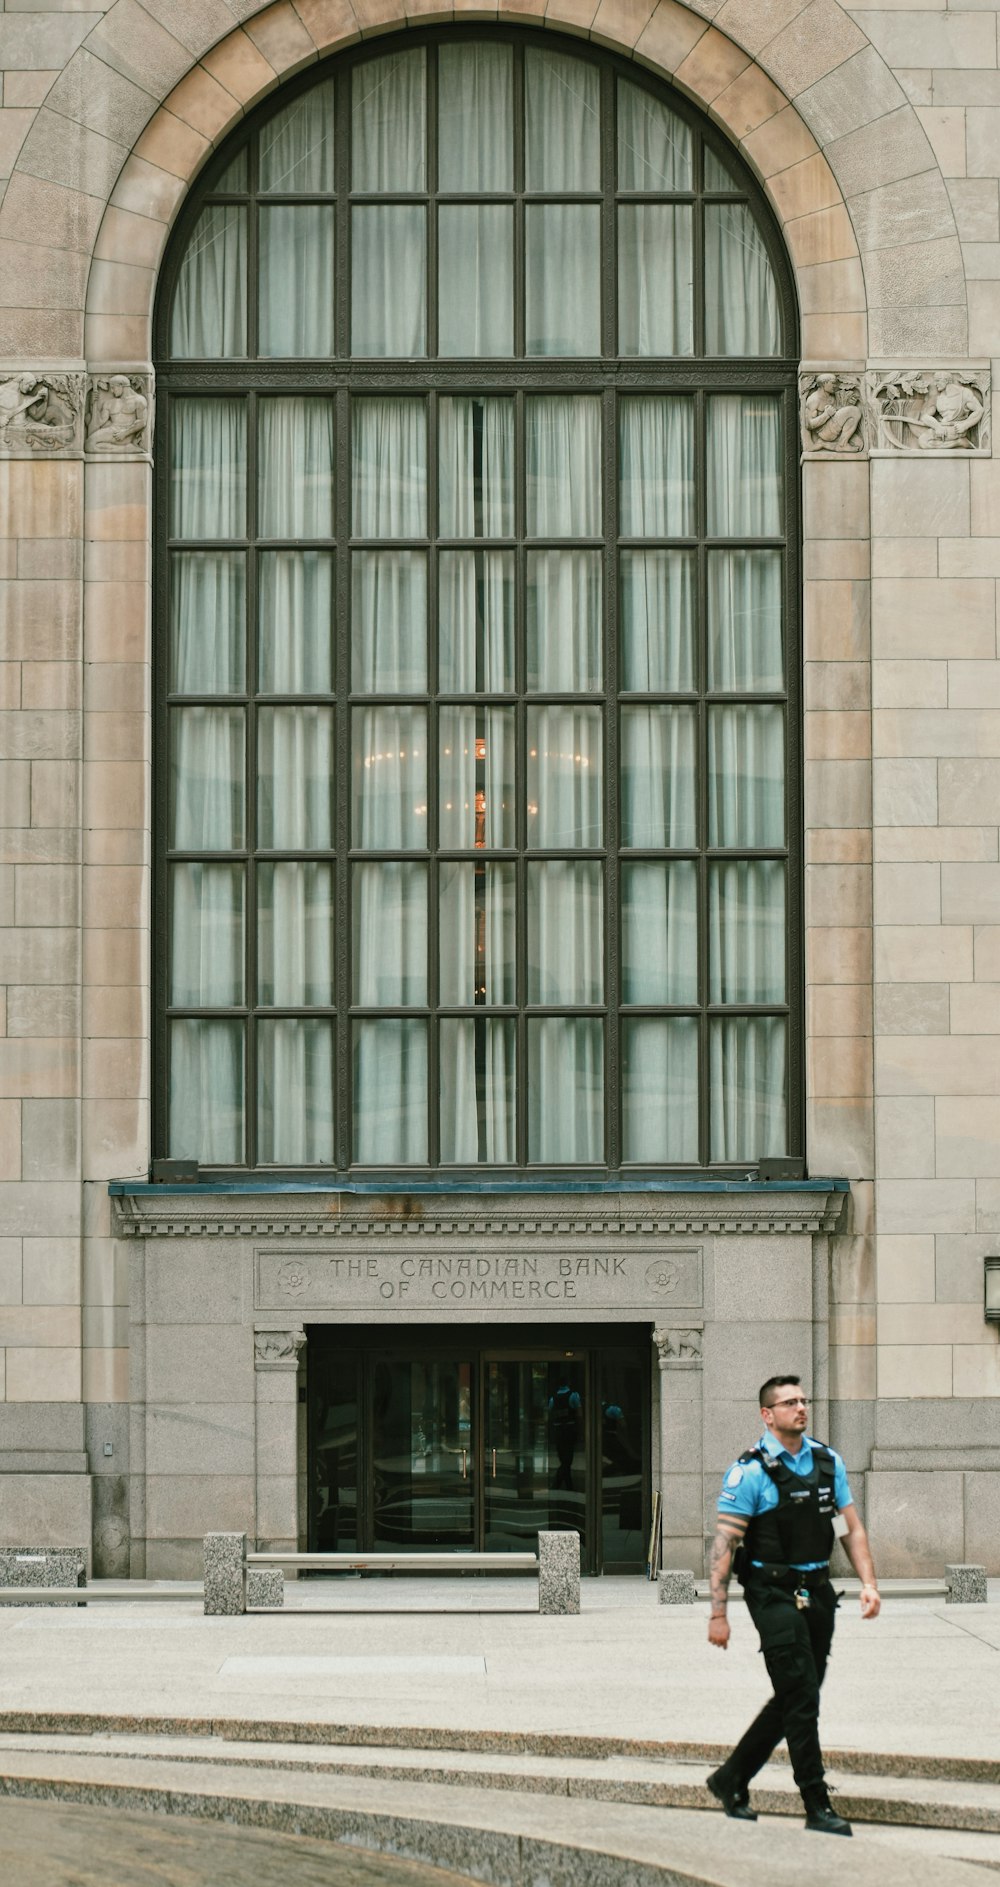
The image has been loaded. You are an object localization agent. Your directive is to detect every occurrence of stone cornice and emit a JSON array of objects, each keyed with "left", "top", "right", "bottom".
[{"left": 111, "top": 1188, "right": 846, "bottom": 1241}]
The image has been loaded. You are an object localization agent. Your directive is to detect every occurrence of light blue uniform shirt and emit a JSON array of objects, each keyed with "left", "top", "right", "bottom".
[{"left": 718, "top": 1432, "right": 852, "bottom": 1571}]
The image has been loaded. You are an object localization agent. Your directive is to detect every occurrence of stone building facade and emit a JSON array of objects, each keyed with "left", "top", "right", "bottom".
[{"left": 1, "top": 0, "right": 1000, "bottom": 1578}]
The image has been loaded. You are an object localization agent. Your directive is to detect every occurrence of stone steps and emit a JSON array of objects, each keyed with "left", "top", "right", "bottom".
[
  {"left": 0, "top": 1727, "right": 998, "bottom": 1836},
  {"left": 0, "top": 1741, "right": 991, "bottom": 1887}
]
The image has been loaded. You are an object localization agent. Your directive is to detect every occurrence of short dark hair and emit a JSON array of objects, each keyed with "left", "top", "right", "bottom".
[{"left": 759, "top": 1374, "right": 801, "bottom": 1409}]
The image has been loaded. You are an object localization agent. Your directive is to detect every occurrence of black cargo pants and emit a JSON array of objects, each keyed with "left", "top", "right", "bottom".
[{"left": 726, "top": 1575, "right": 838, "bottom": 1796}]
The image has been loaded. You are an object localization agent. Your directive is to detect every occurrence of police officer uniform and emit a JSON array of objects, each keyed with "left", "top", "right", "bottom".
[{"left": 711, "top": 1430, "right": 851, "bottom": 1824}]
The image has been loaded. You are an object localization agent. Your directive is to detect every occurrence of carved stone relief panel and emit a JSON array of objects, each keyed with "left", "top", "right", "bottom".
[
  {"left": 653, "top": 1324, "right": 704, "bottom": 1369},
  {"left": 85, "top": 372, "right": 153, "bottom": 457},
  {"left": 0, "top": 371, "right": 84, "bottom": 457},
  {"left": 867, "top": 366, "right": 991, "bottom": 456},
  {"left": 799, "top": 370, "right": 866, "bottom": 458},
  {"left": 254, "top": 1327, "right": 306, "bottom": 1370}
]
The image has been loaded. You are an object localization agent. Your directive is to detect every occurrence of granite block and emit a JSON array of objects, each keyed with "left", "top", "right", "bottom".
[
  {"left": 945, "top": 1563, "right": 987, "bottom": 1605},
  {"left": 537, "top": 1530, "right": 579, "bottom": 1615},
  {"left": 247, "top": 1567, "right": 284, "bottom": 1608},
  {"left": 203, "top": 1530, "right": 245, "bottom": 1616},
  {"left": 657, "top": 1569, "right": 696, "bottom": 1604},
  {"left": 0, "top": 1546, "right": 84, "bottom": 1587}
]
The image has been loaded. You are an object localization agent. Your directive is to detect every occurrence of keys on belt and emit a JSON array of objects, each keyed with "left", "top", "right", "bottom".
[{"left": 793, "top": 1586, "right": 812, "bottom": 1611}]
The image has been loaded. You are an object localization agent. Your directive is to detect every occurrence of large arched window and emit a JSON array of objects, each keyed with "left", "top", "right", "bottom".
[{"left": 155, "top": 30, "right": 800, "bottom": 1176}]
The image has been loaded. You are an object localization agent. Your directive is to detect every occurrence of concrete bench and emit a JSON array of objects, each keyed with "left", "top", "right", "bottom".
[{"left": 205, "top": 1532, "right": 580, "bottom": 1617}]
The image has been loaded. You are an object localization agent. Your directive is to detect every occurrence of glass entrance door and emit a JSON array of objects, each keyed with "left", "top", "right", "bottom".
[
  {"left": 371, "top": 1354, "right": 475, "bottom": 1548},
  {"left": 484, "top": 1355, "right": 588, "bottom": 1554}
]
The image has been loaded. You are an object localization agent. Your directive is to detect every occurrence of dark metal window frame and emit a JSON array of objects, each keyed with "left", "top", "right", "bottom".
[{"left": 153, "top": 25, "right": 803, "bottom": 1179}]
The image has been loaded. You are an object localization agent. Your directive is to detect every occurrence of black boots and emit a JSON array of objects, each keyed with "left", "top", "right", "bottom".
[
  {"left": 706, "top": 1767, "right": 758, "bottom": 1821},
  {"left": 803, "top": 1788, "right": 852, "bottom": 1836}
]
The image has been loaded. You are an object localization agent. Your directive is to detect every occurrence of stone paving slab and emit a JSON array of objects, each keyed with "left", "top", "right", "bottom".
[
  {"left": 0, "top": 1748, "right": 988, "bottom": 1887},
  {"left": 0, "top": 1580, "right": 996, "bottom": 1764}
]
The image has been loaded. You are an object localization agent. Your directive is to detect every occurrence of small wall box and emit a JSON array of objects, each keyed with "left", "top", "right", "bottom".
[
  {"left": 985, "top": 1257, "right": 1000, "bottom": 1323},
  {"left": 757, "top": 1158, "right": 805, "bottom": 1182},
  {"left": 151, "top": 1159, "right": 199, "bottom": 1184}
]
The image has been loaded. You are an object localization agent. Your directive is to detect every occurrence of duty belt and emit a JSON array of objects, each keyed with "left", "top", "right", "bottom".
[{"left": 746, "top": 1562, "right": 831, "bottom": 1592}]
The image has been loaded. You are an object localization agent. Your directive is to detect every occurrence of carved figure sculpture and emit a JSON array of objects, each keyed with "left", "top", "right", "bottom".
[
  {"left": 87, "top": 374, "right": 149, "bottom": 452},
  {"left": 0, "top": 374, "right": 78, "bottom": 450},
  {"left": 801, "top": 374, "right": 864, "bottom": 455},
  {"left": 872, "top": 369, "right": 989, "bottom": 454}
]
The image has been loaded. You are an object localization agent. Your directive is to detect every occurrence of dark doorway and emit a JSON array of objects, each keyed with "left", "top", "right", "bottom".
[{"left": 307, "top": 1323, "right": 650, "bottom": 1574}]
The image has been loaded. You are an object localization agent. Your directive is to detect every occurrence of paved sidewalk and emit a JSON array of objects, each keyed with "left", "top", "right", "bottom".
[{"left": 0, "top": 1577, "right": 996, "bottom": 1764}]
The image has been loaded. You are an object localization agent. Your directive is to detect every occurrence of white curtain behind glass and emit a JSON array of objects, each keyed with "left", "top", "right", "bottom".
[
  {"left": 257, "top": 861, "right": 333, "bottom": 1005},
  {"left": 170, "top": 207, "right": 246, "bottom": 359},
  {"left": 527, "top": 397, "right": 601, "bottom": 536},
  {"left": 170, "top": 1020, "right": 243, "bottom": 1163},
  {"left": 620, "top": 551, "right": 693, "bottom": 691},
  {"left": 259, "top": 551, "right": 333, "bottom": 693},
  {"left": 439, "top": 553, "right": 514, "bottom": 693},
  {"left": 528, "top": 1019, "right": 602, "bottom": 1162},
  {"left": 620, "top": 707, "right": 696, "bottom": 848},
  {"left": 353, "top": 399, "right": 427, "bottom": 536},
  {"left": 439, "top": 1019, "right": 515, "bottom": 1163},
  {"left": 258, "top": 1020, "right": 333, "bottom": 1163},
  {"left": 353, "top": 49, "right": 426, "bottom": 189},
  {"left": 438, "top": 43, "right": 512, "bottom": 189},
  {"left": 527, "top": 706, "right": 602, "bottom": 848},
  {"left": 439, "top": 863, "right": 515, "bottom": 1004},
  {"left": 171, "top": 552, "right": 245, "bottom": 693},
  {"left": 710, "top": 1018, "right": 786, "bottom": 1159},
  {"left": 439, "top": 399, "right": 513, "bottom": 537},
  {"left": 171, "top": 864, "right": 243, "bottom": 1005},
  {"left": 617, "top": 79, "right": 691, "bottom": 188},
  {"left": 618, "top": 205, "right": 693, "bottom": 357},
  {"left": 527, "top": 861, "right": 602, "bottom": 1003},
  {"left": 258, "top": 707, "right": 334, "bottom": 848},
  {"left": 709, "top": 860, "right": 785, "bottom": 1003},
  {"left": 707, "top": 395, "right": 782, "bottom": 537},
  {"left": 171, "top": 707, "right": 244, "bottom": 850},
  {"left": 260, "top": 82, "right": 334, "bottom": 191},
  {"left": 623, "top": 1017, "right": 697, "bottom": 1162},
  {"left": 354, "top": 1020, "right": 427, "bottom": 1163},
  {"left": 352, "top": 206, "right": 426, "bottom": 358},
  {"left": 353, "top": 862, "right": 426, "bottom": 1003},
  {"left": 352, "top": 551, "right": 427, "bottom": 693},
  {"left": 704, "top": 205, "right": 781, "bottom": 357},
  {"left": 525, "top": 48, "right": 599, "bottom": 189},
  {"left": 527, "top": 551, "right": 601, "bottom": 691},
  {"left": 260, "top": 206, "right": 334, "bottom": 358},
  {"left": 438, "top": 708, "right": 515, "bottom": 850},
  {"left": 526, "top": 206, "right": 601, "bottom": 357},
  {"left": 171, "top": 400, "right": 245, "bottom": 540},
  {"left": 439, "top": 207, "right": 513, "bottom": 358},
  {"left": 708, "top": 704, "right": 784, "bottom": 846},
  {"left": 707, "top": 549, "right": 783, "bottom": 690},
  {"left": 619, "top": 397, "right": 693, "bottom": 536},
  {"left": 259, "top": 398, "right": 335, "bottom": 538},
  {"left": 621, "top": 862, "right": 697, "bottom": 1003}
]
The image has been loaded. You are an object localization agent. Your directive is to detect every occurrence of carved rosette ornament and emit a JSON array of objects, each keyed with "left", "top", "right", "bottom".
[
  {"left": 867, "top": 367, "right": 991, "bottom": 456},
  {"left": 0, "top": 371, "right": 84, "bottom": 457},
  {"left": 798, "top": 370, "right": 866, "bottom": 458},
  {"left": 653, "top": 1324, "right": 704, "bottom": 1370},
  {"left": 254, "top": 1327, "right": 307, "bottom": 1371},
  {"left": 85, "top": 372, "right": 153, "bottom": 458}
]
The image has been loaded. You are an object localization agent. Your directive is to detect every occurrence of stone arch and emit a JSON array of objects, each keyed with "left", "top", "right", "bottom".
[{"left": 74, "top": 0, "right": 883, "bottom": 361}]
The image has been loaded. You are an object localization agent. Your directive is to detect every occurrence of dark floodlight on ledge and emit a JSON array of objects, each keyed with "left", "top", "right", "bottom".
[
  {"left": 985, "top": 1257, "right": 1000, "bottom": 1323},
  {"left": 757, "top": 1158, "right": 806, "bottom": 1183},
  {"left": 151, "top": 1159, "right": 199, "bottom": 1184}
]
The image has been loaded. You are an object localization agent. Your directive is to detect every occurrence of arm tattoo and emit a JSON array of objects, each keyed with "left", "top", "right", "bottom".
[{"left": 709, "top": 1517, "right": 748, "bottom": 1615}]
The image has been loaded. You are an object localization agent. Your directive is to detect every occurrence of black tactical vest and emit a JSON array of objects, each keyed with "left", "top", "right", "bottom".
[{"left": 740, "top": 1442, "right": 838, "bottom": 1566}]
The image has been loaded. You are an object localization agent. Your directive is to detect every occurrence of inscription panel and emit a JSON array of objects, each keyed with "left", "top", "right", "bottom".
[{"left": 255, "top": 1245, "right": 703, "bottom": 1313}]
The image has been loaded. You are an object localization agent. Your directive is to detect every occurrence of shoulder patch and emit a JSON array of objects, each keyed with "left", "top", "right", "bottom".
[{"left": 725, "top": 1466, "right": 743, "bottom": 1488}]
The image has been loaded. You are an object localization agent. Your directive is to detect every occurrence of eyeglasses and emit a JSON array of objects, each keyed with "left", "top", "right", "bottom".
[{"left": 770, "top": 1396, "right": 809, "bottom": 1409}]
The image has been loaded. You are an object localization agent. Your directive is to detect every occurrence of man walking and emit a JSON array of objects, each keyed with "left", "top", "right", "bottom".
[{"left": 705, "top": 1375, "right": 880, "bottom": 1836}]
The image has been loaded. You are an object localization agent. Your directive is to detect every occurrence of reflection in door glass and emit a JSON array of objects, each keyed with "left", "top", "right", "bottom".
[
  {"left": 485, "top": 1358, "right": 587, "bottom": 1554},
  {"left": 600, "top": 1353, "right": 644, "bottom": 1566},
  {"left": 372, "top": 1356, "right": 476, "bottom": 1548},
  {"left": 309, "top": 1349, "right": 359, "bottom": 1551}
]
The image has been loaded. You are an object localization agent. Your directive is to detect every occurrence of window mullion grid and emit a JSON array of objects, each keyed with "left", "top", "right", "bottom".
[
  {"left": 601, "top": 60, "right": 616, "bottom": 362},
  {"left": 245, "top": 386, "right": 259, "bottom": 1170},
  {"left": 335, "top": 383, "right": 353, "bottom": 1170},
  {"left": 248, "top": 130, "right": 260, "bottom": 362},
  {"left": 427, "top": 44, "right": 439, "bottom": 363},
  {"left": 694, "top": 382, "right": 710, "bottom": 1169},
  {"left": 782, "top": 380, "right": 803, "bottom": 1160},
  {"left": 513, "top": 40, "right": 525, "bottom": 360},
  {"left": 602, "top": 384, "right": 618, "bottom": 1175},
  {"left": 514, "top": 382, "right": 527, "bottom": 1166},
  {"left": 154, "top": 395, "right": 173, "bottom": 1161},
  {"left": 336, "top": 61, "right": 351, "bottom": 361},
  {"left": 428, "top": 386, "right": 440, "bottom": 1168}
]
